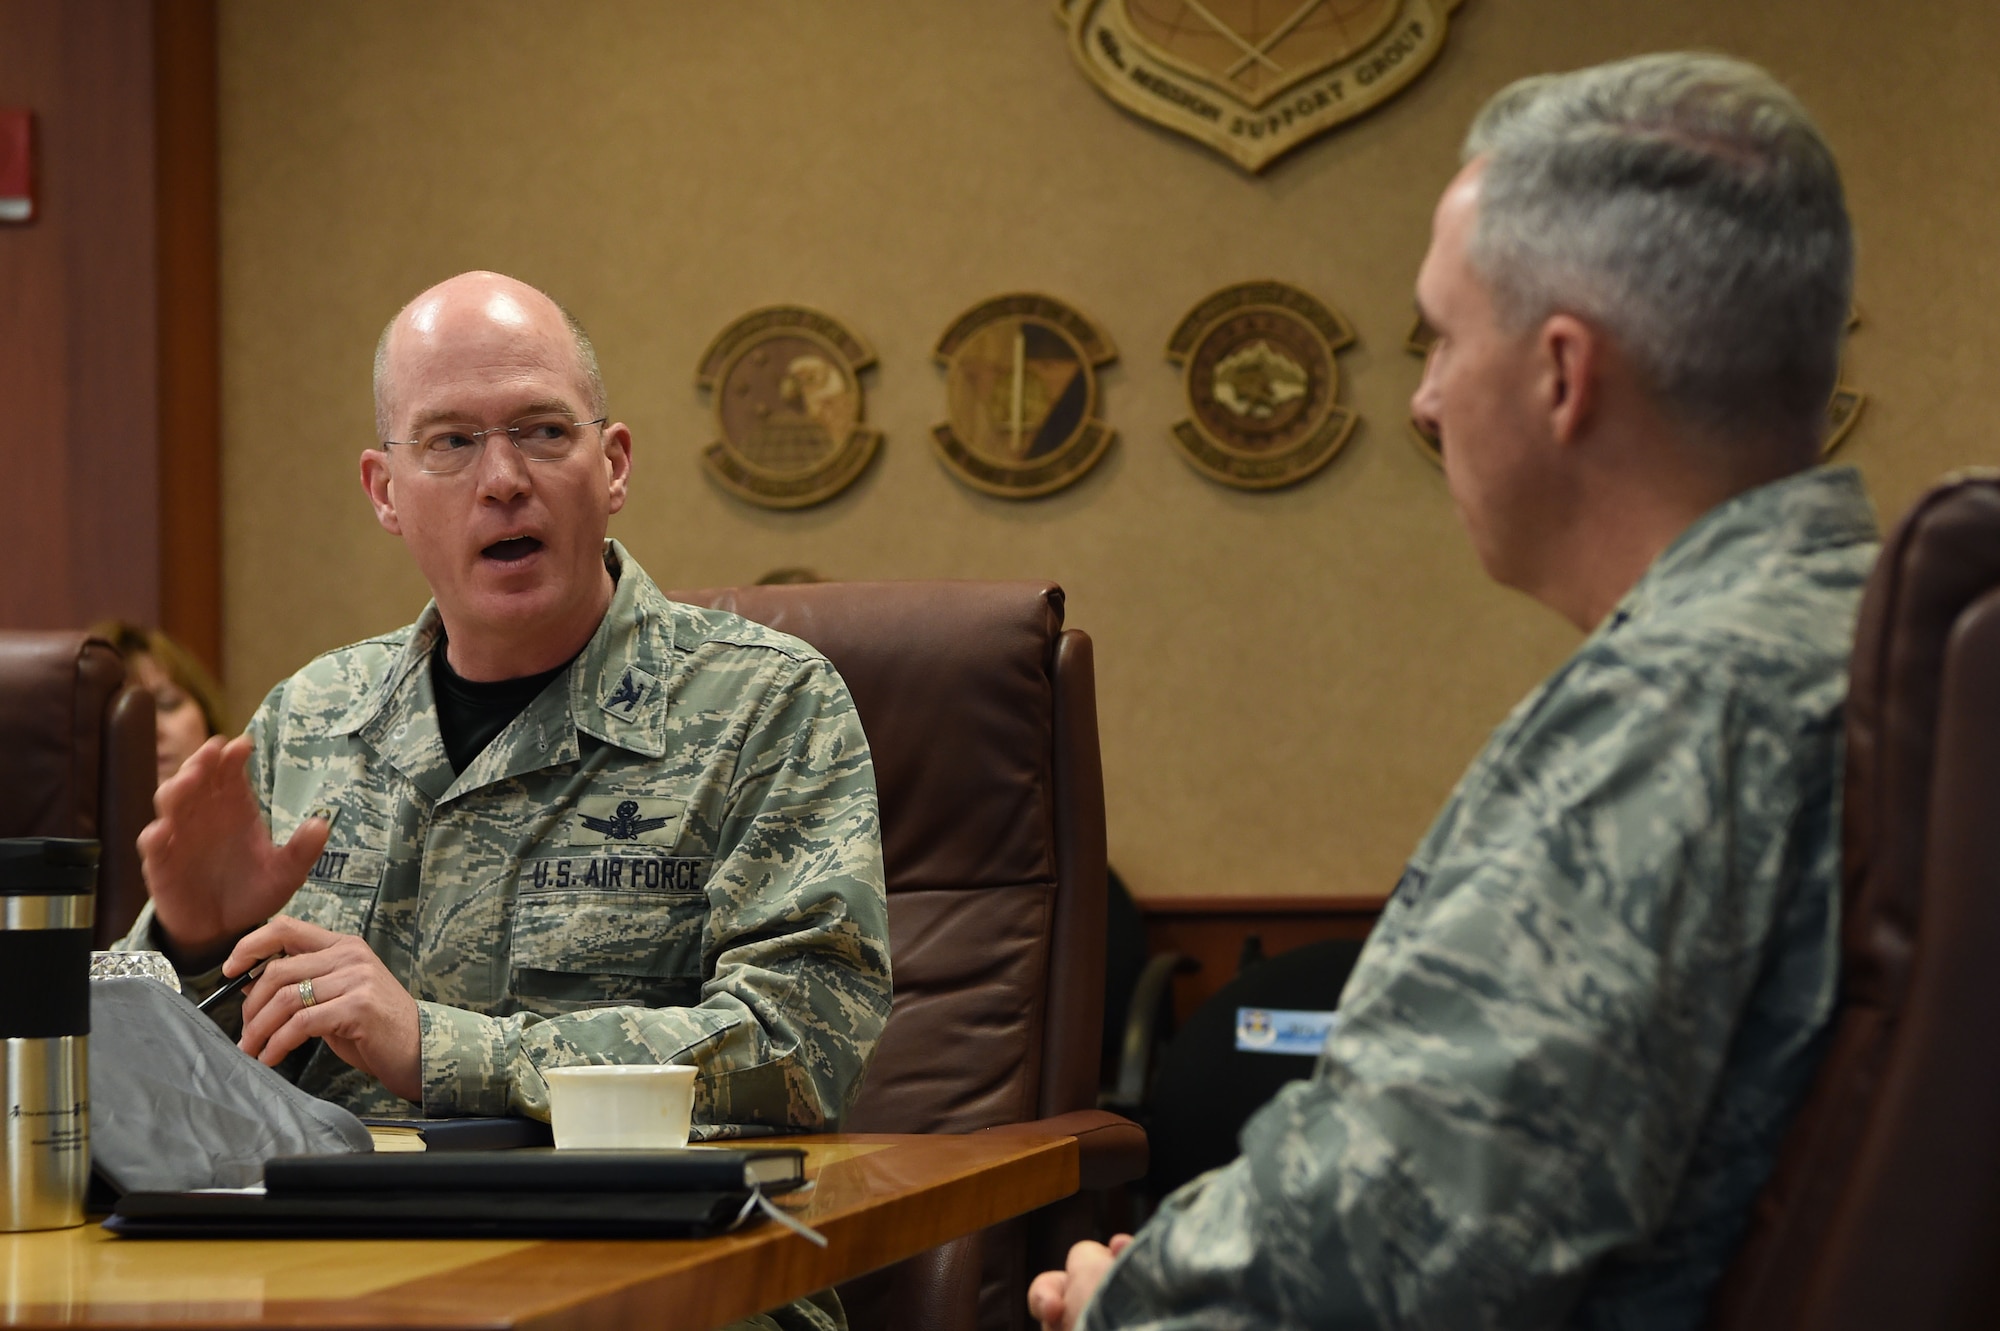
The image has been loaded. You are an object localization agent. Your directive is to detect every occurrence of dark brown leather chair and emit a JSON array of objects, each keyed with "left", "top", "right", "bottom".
[
  {"left": 669, "top": 580, "right": 1146, "bottom": 1331},
  {"left": 0, "top": 631, "right": 155, "bottom": 947},
  {"left": 1709, "top": 472, "right": 2000, "bottom": 1330}
]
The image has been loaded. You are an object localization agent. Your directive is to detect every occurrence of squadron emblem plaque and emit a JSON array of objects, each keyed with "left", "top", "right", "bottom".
[
  {"left": 932, "top": 294, "right": 1117, "bottom": 498},
  {"left": 1167, "top": 281, "right": 1357, "bottom": 489},
  {"left": 1058, "top": 0, "right": 1465, "bottom": 173},
  {"left": 696, "top": 307, "right": 880, "bottom": 509},
  {"left": 1403, "top": 307, "right": 1868, "bottom": 469}
]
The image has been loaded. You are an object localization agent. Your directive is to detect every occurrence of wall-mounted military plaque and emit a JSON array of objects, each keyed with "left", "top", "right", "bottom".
[
  {"left": 932, "top": 293, "right": 1117, "bottom": 499},
  {"left": 1400, "top": 307, "right": 1868, "bottom": 467},
  {"left": 1058, "top": 0, "right": 1465, "bottom": 174},
  {"left": 695, "top": 306, "right": 880, "bottom": 509},
  {"left": 1166, "top": 281, "right": 1357, "bottom": 489}
]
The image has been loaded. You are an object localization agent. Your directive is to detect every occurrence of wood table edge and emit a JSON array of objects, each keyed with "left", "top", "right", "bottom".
[{"left": 11, "top": 1132, "right": 1082, "bottom": 1331}]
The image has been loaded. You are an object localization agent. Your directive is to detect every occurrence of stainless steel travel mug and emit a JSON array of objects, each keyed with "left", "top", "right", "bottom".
[{"left": 0, "top": 838, "right": 94, "bottom": 1231}]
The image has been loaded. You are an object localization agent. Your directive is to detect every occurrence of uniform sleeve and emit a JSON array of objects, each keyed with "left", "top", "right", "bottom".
[
  {"left": 418, "top": 657, "right": 893, "bottom": 1131},
  {"left": 113, "top": 680, "right": 292, "bottom": 1009},
  {"left": 1085, "top": 657, "right": 1831, "bottom": 1329}
]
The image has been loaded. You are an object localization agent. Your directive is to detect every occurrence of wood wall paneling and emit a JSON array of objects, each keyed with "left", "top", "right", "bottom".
[
  {"left": 0, "top": 0, "right": 221, "bottom": 677},
  {"left": 0, "top": 0, "right": 157, "bottom": 632},
  {"left": 1139, "top": 894, "right": 1385, "bottom": 1026},
  {"left": 155, "top": 0, "right": 221, "bottom": 673},
  {"left": 60, "top": 1, "right": 159, "bottom": 635},
  {"left": 1, "top": 0, "right": 76, "bottom": 629}
]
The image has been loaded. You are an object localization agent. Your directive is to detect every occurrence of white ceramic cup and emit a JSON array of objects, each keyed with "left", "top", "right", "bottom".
[{"left": 543, "top": 1064, "right": 697, "bottom": 1150}]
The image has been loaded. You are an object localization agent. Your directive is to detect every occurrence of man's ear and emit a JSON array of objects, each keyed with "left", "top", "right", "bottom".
[
  {"left": 359, "top": 449, "right": 403, "bottom": 535},
  {"left": 1538, "top": 314, "right": 1599, "bottom": 448},
  {"left": 602, "top": 422, "right": 633, "bottom": 516}
]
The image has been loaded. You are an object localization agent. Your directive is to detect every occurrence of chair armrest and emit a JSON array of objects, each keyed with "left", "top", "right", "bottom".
[
  {"left": 980, "top": 1108, "right": 1148, "bottom": 1190},
  {"left": 1104, "top": 951, "right": 1198, "bottom": 1111}
]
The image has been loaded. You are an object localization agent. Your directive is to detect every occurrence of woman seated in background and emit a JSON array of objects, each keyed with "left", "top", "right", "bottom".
[{"left": 87, "top": 621, "right": 228, "bottom": 785}]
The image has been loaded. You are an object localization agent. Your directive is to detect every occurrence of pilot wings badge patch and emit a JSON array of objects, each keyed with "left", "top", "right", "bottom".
[
  {"left": 1058, "top": 0, "right": 1465, "bottom": 173},
  {"left": 569, "top": 797, "right": 686, "bottom": 847}
]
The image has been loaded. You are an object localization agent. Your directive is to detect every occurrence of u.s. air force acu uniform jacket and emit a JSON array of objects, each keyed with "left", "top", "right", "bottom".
[
  {"left": 1086, "top": 468, "right": 1880, "bottom": 1330},
  {"left": 127, "top": 540, "right": 891, "bottom": 1134}
]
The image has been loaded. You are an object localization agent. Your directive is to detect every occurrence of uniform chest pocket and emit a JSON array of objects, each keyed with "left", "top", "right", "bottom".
[
  {"left": 511, "top": 861, "right": 712, "bottom": 1014},
  {"left": 284, "top": 881, "right": 376, "bottom": 938}
]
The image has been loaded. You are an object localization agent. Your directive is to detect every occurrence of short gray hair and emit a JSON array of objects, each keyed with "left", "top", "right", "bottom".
[
  {"left": 1464, "top": 53, "right": 1852, "bottom": 448},
  {"left": 372, "top": 289, "right": 607, "bottom": 440}
]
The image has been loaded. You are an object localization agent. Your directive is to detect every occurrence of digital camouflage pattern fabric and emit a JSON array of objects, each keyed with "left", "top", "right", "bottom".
[
  {"left": 125, "top": 541, "right": 891, "bottom": 1134},
  {"left": 1086, "top": 467, "right": 1879, "bottom": 1331}
]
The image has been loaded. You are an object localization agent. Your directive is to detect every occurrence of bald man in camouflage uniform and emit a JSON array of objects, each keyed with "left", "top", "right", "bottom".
[
  {"left": 125, "top": 273, "right": 888, "bottom": 1328},
  {"left": 128, "top": 539, "right": 888, "bottom": 1129},
  {"left": 1033, "top": 55, "right": 1875, "bottom": 1331}
]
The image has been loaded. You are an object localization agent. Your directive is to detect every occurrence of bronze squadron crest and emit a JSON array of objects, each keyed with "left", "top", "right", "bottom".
[
  {"left": 696, "top": 307, "right": 881, "bottom": 509},
  {"left": 1058, "top": 0, "right": 1465, "bottom": 173},
  {"left": 1168, "top": 281, "right": 1358, "bottom": 489},
  {"left": 932, "top": 294, "right": 1118, "bottom": 498}
]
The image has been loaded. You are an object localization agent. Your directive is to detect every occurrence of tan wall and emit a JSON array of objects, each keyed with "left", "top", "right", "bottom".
[{"left": 220, "top": 0, "right": 2000, "bottom": 899}]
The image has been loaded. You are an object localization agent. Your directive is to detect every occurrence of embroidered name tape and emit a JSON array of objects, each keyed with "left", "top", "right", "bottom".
[
  {"left": 525, "top": 855, "right": 711, "bottom": 894},
  {"left": 1235, "top": 1006, "right": 1340, "bottom": 1056},
  {"left": 307, "top": 847, "right": 386, "bottom": 889}
]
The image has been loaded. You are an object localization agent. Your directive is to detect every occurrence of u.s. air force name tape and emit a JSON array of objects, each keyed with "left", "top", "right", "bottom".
[{"left": 1235, "top": 1006, "right": 1341, "bottom": 1056}]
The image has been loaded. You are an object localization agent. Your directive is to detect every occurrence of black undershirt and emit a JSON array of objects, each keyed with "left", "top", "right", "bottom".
[{"left": 430, "top": 640, "right": 574, "bottom": 774}]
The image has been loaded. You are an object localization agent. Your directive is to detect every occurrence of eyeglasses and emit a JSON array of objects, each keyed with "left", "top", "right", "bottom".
[{"left": 383, "top": 413, "right": 608, "bottom": 474}]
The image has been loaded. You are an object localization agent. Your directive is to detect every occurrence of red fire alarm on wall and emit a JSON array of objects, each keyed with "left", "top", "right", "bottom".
[{"left": 0, "top": 109, "right": 36, "bottom": 224}]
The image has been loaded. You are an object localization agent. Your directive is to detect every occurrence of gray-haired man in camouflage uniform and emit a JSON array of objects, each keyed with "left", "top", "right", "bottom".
[
  {"left": 1033, "top": 54, "right": 1876, "bottom": 1331},
  {"left": 125, "top": 273, "right": 891, "bottom": 1166}
]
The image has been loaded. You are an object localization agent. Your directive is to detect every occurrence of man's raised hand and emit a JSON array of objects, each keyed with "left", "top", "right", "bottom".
[{"left": 137, "top": 735, "right": 329, "bottom": 962}]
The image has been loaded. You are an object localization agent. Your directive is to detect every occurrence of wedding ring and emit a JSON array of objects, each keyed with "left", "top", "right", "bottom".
[{"left": 298, "top": 977, "right": 318, "bottom": 1008}]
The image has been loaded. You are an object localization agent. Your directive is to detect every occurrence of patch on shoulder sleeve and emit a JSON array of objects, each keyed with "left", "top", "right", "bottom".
[{"left": 600, "top": 665, "right": 659, "bottom": 722}]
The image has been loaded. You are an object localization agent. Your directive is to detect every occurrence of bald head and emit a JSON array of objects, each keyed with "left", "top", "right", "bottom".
[{"left": 372, "top": 272, "right": 605, "bottom": 440}]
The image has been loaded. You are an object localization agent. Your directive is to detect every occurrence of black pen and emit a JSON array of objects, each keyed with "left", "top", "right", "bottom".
[{"left": 196, "top": 954, "right": 279, "bottom": 1013}]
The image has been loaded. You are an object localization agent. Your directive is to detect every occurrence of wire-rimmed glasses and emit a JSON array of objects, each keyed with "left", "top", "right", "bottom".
[{"left": 383, "top": 413, "right": 608, "bottom": 474}]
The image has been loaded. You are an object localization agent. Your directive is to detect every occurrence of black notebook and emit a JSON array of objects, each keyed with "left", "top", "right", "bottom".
[
  {"left": 105, "top": 1189, "right": 759, "bottom": 1239},
  {"left": 104, "top": 1147, "right": 809, "bottom": 1240},
  {"left": 357, "top": 1115, "right": 554, "bottom": 1153},
  {"left": 268, "top": 1146, "right": 806, "bottom": 1195}
]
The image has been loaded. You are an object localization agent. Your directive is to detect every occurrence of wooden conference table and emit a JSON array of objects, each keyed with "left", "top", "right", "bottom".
[{"left": 0, "top": 1132, "right": 1078, "bottom": 1330}]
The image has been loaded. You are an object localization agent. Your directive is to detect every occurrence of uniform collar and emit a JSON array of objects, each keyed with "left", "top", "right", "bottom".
[
  {"left": 336, "top": 539, "right": 677, "bottom": 804},
  {"left": 567, "top": 539, "right": 674, "bottom": 761},
  {"left": 348, "top": 610, "right": 458, "bottom": 803},
  {"left": 1602, "top": 465, "right": 1877, "bottom": 634}
]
